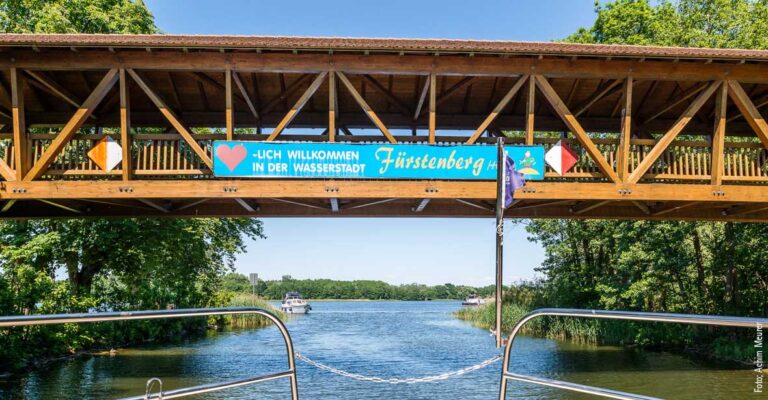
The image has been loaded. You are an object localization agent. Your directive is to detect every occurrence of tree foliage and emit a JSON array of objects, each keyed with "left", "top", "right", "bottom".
[
  {"left": 221, "top": 273, "right": 496, "bottom": 301},
  {"left": 566, "top": 0, "right": 768, "bottom": 49},
  {"left": 0, "top": 0, "right": 158, "bottom": 34},
  {"left": 507, "top": 1, "right": 768, "bottom": 358},
  {"left": 0, "top": 0, "right": 269, "bottom": 371}
]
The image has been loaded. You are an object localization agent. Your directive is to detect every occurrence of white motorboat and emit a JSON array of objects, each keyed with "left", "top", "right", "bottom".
[
  {"left": 280, "top": 292, "right": 312, "bottom": 314},
  {"left": 461, "top": 294, "right": 486, "bottom": 306}
]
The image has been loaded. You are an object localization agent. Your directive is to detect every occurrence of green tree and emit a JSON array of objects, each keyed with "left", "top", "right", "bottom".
[{"left": 0, "top": 0, "right": 158, "bottom": 34}]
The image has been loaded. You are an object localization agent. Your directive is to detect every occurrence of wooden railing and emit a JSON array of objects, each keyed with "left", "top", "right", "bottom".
[{"left": 0, "top": 133, "right": 766, "bottom": 183}]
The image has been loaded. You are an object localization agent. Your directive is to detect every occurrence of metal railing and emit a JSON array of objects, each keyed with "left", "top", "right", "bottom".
[
  {"left": 499, "top": 308, "right": 768, "bottom": 400},
  {"left": 0, "top": 307, "right": 299, "bottom": 400}
]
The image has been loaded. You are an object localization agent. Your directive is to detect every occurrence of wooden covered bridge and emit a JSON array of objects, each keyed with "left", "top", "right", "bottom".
[{"left": 0, "top": 34, "right": 767, "bottom": 220}]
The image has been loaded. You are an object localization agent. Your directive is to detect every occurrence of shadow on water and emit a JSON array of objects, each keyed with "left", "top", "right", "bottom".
[{"left": 0, "top": 301, "right": 760, "bottom": 399}]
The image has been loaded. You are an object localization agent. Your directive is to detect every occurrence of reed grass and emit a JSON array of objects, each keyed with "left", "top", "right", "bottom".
[
  {"left": 224, "top": 294, "right": 285, "bottom": 329},
  {"left": 454, "top": 302, "right": 600, "bottom": 343}
]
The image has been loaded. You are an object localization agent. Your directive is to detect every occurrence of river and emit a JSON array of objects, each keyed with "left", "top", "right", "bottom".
[{"left": 0, "top": 301, "right": 758, "bottom": 399}]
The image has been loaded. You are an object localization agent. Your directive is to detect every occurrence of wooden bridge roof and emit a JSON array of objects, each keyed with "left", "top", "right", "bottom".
[{"left": 0, "top": 35, "right": 767, "bottom": 220}]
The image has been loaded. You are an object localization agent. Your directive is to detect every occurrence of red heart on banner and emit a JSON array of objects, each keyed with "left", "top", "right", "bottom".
[{"left": 216, "top": 144, "right": 247, "bottom": 172}]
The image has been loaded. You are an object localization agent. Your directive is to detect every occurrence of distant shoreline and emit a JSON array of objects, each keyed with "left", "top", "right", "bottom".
[{"left": 265, "top": 298, "right": 465, "bottom": 302}]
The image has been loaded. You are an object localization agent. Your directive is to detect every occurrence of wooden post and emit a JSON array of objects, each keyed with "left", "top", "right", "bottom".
[
  {"left": 525, "top": 75, "right": 535, "bottom": 145},
  {"left": 329, "top": 71, "right": 336, "bottom": 142},
  {"left": 120, "top": 69, "right": 132, "bottom": 181},
  {"left": 495, "top": 137, "right": 505, "bottom": 348},
  {"left": 617, "top": 77, "right": 633, "bottom": 181},
  {"left": 225, "top": 67, "right": 234, "bottom": 141},
  {"left": 428, "top": 72, "right": 436, "bottom": 144},
  {"left": 10, "top": 68, "right": 27, "bottom": 180},
  {"left": 711, "top": 83, "right": 727, "bottom": 186}
]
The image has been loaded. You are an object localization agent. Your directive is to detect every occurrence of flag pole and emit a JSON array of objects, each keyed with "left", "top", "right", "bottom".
[{"left": 495, "top": 136, "right": 505, "bottom": 348}]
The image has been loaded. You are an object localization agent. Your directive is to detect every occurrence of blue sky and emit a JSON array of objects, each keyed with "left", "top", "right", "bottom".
[{"left": 145, "top": 0, "right": 599, "bottom": 286}]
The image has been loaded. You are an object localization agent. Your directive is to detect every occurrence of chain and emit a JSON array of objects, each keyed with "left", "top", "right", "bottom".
[{"left": 295, "top": 353, "right": 502, "bottom": 384}]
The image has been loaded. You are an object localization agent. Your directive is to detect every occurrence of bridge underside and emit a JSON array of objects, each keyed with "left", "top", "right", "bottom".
[{"left": 1, "top": 35, "right": 768, "bottom": 221}]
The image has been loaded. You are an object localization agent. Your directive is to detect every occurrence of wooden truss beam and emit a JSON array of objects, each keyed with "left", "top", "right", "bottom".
[
  {"left": 711, "top": 82, "right": 727, "bottom": 186},
  {"left": 127, "top": 69, "right": 213, "bottom": 169},
  {"left": 119, "top": 68, "right": 131, "bottom": 181},
  {"left": 267, "top": 71, "right": 327, "bottom": 141},
  {"left": 225, "top": 67, "right": 234, "bottom": 140},
  {"left": 428, "top": 72, "right": 436, "bottom": 143},
  {"left": 726, "top": 80, "right": 768, "bottom": 150},
  {"left": 361, "top": 75, "right": 411, "bottom": 116},
  {"left": 467, "top": 75, "right": 528, "bottom": 144},
  {"left": 10, "top": 68, "right": 25, "bottom": 180},
  {"left": 260, "top": 74, "right": 312, "bottom": 116},
  {"left": 616, "top": 77, "right": 633, "bottom": 181},
  {"left": 573, "top": 79, "right": 623, "bottom": 117},
  {"left": 639, "top": 82, "right": 709, "bottom": 127},
  {"left": 328, "top": 71, "right": 337, "bottom": 142},
  {"left": 231, "top": 70, "right": 260, "bottom": 121},
  {"left": 571, "top": 200, "right": 611, "bottom": 214},
  {"left": 7, "top": 51, "right": 768, "bottom": 84},
  {"left": 336, "top": 71, "right": 397, "bottom": 144},
  {"left": 23, "top": 70, "right": 97, "bottom": 121},
  {"left": 534, "top": 75, "right": 620, "bottom": 183},
  {"left": 24, "top": 68, "right": 118, "bottom": 181},
  {"left": 525, "top": 76, "right": 535, "bottom": 145},
  {"left": 413, "top": 76, "right": 430, "bottom": 121},
  {"left": 627, "top": 81, "right": 721, "bottom": 185},
  {"left": 8, "top": 181, "right": 768, "bottom": 204}
]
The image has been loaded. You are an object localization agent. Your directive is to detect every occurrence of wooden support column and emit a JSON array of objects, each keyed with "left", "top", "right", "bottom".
[
  {"left": 525, "top": 75, "right": 535, "bottom": 145},
  {"left": 727, "top": 80, "right": 768, "bottom": 150},
  {"left": 534, "top": 75, "right": 621, "bottom": 183},
  {"left": 428, "top": 72, "right": 436, "bottom": 144},
  {"left": 617, "top": 77, "right": 633, "bottom": 182},
  {"left": 336, "top": 71, "right": 397, "bottom": 144},
  {"left": 225, "top": 67, "right": 234, "bottom": 140},
  {"left": 627, "top": 80, "right": 721, "bottom": 184},
  {"left": 119, "top": 69, "right": 132, "bottom": 181},
  {"left": 267, "top": 71, "right": 327, "bottom": 141},
  {"left": 328, "top": 71, "right": 336, "bottom": 142},
  {"left": 127, "top": 69, "right": 213, "bottom": 169},
  {"left": 25, "top": 68, "right": 119, "bottom": 181},
  {"left": 10, "top": 68, "right": 26, "bottom": 180},
  {"left": 711, "top": 83, "right": 727, "bottom": 186},
  {"left": 467, "top": 75, "right": 528, "bottom": 144}
]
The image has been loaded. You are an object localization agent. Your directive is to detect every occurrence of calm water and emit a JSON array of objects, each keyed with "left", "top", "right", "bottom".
[{"left": 0, "top": 301, "right": 758, "bottom": 399}]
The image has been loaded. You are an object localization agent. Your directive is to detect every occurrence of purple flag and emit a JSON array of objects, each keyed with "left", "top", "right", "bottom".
[{"left": 504, "top": 156, "right": 526, "bottom": 208}]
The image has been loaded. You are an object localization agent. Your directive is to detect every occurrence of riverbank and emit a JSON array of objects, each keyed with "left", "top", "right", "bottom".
[
  {"left": 454, "top": 303, "right": 759, "bottom": 365},
  {"left": 0, "top": 295, "right": 282, "bottom": 375}
]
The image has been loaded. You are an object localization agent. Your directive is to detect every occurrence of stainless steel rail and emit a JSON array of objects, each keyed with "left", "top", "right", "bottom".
[
  {"left": 0, "top": 307, "right": 299, "bottom": 400},
  {"left": 499, "top": 308, "right": 768, "bottom": 400}
]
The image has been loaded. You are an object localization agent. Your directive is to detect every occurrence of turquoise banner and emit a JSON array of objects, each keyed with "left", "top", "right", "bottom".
[{"left": 213, "top": 142, "right": 545, "bottom": 180}]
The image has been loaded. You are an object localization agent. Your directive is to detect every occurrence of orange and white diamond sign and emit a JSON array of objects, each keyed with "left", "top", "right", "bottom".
[{"left": 87, "top": 136, "right": 123, "bottom": 172}]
